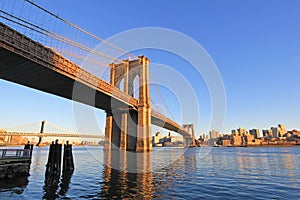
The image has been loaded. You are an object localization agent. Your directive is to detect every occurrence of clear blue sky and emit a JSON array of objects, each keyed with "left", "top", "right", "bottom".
[{"left": 0, "top": 0, "right": 299, "bottom": 136}]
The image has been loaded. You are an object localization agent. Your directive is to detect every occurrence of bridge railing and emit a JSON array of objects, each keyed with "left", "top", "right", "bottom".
[
  {"left": 0, "top": 149, "right": 31, "bottom": 160},
  {"left": 0, "top": 22, "right": 138, "bottom": 108},
  {"left": 151, "top": 110, "right": 191, "bottom": 137}
]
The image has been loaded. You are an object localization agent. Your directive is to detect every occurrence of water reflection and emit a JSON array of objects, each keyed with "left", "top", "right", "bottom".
[
  {"left": 0, "top": 176, "right": 28, "bottom": 194},
  {"left": 59, "top": 171, "right": 74, "bottom": 196},
  {"left": 100, "top": 149, "right": 154, "bottom": 199},
  {"left": 100, "top": 148, "right": 199, "bottom": 199},
  {"left": 234, "top": 148, "right": 297, "bottom": 178},
  {"left": 43, "top": 168, "right": 74, "bottom": 199},
  {"left": 283, "top": 154, "right": 295, "bottom": 176},
  {"left": 1, "top": 147, "right": 298, "bottom": 199},
  {"left": 43, "top": 173, "right": 60, "bottom": 199}
]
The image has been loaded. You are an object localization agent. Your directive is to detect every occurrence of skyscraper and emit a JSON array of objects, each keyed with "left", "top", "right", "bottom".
[
  {"left": 238, "top": 127, "right": 247, "bottom": 135},
  {"left": 278, "top": 124, "right": 287, "bottom": 137},
  {"left": 271, "top": 127, "right": 279, "bottom": 138},
  {"left": 249, "top": 129, "right": 260, "bottom": 139},
  {"left": 209, "top": 130, "right": 220, "bottom": 139}
]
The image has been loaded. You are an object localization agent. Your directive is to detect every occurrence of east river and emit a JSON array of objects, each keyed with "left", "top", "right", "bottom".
[{"left": 0, "top": 146, "right": 299, "bottom": 199}]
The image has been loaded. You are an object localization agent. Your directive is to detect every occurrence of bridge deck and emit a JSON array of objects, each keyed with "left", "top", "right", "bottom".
[{"left": 0, "top": 22, "right": 137, "bottom": 111}]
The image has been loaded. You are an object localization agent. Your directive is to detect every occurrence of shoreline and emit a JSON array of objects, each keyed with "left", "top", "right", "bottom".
[{"left": 200, "top": 144, "right": 300, "bottom": 148}]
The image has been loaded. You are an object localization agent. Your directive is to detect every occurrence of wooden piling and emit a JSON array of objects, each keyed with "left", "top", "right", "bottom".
[
  {"left": 45, "top": 140, "right": 62, "bottom": 177},
  {"left": 62, "top": 141, "right": 74, "bottom": 173},
  {"left": 23, "top": 141, "right": 33, "bottom": 158}
]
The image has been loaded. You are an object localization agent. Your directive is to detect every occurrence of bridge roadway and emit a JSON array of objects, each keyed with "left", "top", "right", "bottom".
[
  {"left": 0, "top": 131, "right": 104, "bottom": 139},
  {"left": 0, "top": 22, "right": 191, "bottom": 138}
]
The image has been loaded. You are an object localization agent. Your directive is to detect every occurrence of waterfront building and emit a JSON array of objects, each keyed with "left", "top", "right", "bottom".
[
  {"left": 10, "top": 136, "right": 23, "bottom": 145},
  {"left": 0, "top": 136, "right": 5, "bottom": 143},
  {"left": 233, "top": 135, "right": 245, "bottom": 146},
  {"left": 0, "top": 136, "right": 10, "bottom": 143},
  {"left": 246, "top": 133, "right": 255, "bottom": 143},
  {"left": 203, "top": 134, "right": 209, "bottom": 142},
  {"left": 248, "top": 138, "right": 262, "bottom": 146},
  {"left": 278, "top": 124, "right": 287, "bottom": 137},
  {"left": 269, "top": 124, "right": 287, "bottom": 138},
  {"left": 232, "top": 127, "right": 247, "bottom": 136},
  {"left": 209, "top": 130, "right": 219, "bottom": 139},
  {"left": 170, "top": 136, "right": 183, "bottom": 143},
  {"left": 262, "top": 129, "right": 271, "bottom": 137},
  {"left": 271, "top": 127, "right": 279, "bottom": 138},
  {"left": 249, "top": 129, "right": 260, "bottom": 139},
  {"left": 291, "top": 130, "right": 300, "bottom": 137},
  {"left": 152, "top": 132, "right": 183, "bottom": 146},
  {"left": 238, "top": 127, "right": 247, "bottom": 135},
  {"left": 222, "top": 139, "right": 232, "bottom": 146},
  {"left": 22, "top": 137, "right": 29, "bottom": 144},
  {"left": 232, "top": 129, "right": 239, "bottom": 136},
  {"left": 152, "top": 132, "right": 164, "bottom": 146}
]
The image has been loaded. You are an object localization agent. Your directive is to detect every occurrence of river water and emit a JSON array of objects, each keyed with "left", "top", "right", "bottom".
[{"left": 0, "top": 146, "right": 299, "bottom": 199}]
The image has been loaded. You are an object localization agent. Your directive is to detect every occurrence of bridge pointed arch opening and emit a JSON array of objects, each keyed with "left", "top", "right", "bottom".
[
  {"left": 132, "top": 76, "right": 139, "bottom": 99},
  {"left": 119, "top": 79, "right": 125, "bottom": 93}
]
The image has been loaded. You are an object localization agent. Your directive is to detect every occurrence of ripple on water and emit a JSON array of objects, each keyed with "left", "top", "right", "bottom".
[{"left": 0, "top": 147, "right": 299, "bottom": 199}]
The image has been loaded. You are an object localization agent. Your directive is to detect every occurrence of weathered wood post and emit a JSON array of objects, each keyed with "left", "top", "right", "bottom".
[
  {"left": 24, "top": 141, "right": 30, "bottom": 157},
  {"left": 23, "top": 141, "right": 34, "bottom": 158},
  {"left": 30, "top": 143, "right": 34, "bottom": 158},
  {"left": 62, "top": 141, "right": 74, "bottom": 173},
  {"left": 59, "top": 141, "right": 74, "bottom": 196},
  {"left": 45, "top": 140, "right": 62, "bottom": 177},
  {"left": 44, "top": 139, "right": 62, "bottom": 198}
]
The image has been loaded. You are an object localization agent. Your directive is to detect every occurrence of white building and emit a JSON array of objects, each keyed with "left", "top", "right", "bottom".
[
  {"left": 209, "top": 130, "right": 219, "bottom": 139},
  {"left": 152, "top": 132, "right": 164, "bottom": 146}
]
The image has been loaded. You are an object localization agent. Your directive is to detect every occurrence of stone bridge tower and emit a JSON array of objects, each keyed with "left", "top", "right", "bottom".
[
  {"left": 105, "top": 56, "right": 152, "bottom": 152},
  {"left": 182, "top": 124, "right": 196, "bottom": 147}
]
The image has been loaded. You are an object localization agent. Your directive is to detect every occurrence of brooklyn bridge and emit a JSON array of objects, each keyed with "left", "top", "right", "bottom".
[{"left": 0, "top": 0, "right": 196, "bottom": 152}]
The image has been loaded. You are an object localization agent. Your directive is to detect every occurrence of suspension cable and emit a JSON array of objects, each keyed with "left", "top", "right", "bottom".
[
  {"left": 4, "top": 121, "right": 41, "bottom": 130},
  {"left": 54, "top": 49, "right": 109, "bottom": 67},
  {"left": 24, "top": 0, "right": 137, "bottom": 59},
  {"left": 0, "top": 11, "right": 123, "bottom": 62},
  {"left": 149, "top": 71, "right": 176, "bottom": 121},
  {"left": 46, "top": 121, "right": 75, "bottom": 133}
]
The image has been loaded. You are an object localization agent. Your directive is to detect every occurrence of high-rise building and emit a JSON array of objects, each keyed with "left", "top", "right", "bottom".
[
  {"left": 152, "top": 132, "right": 164, "bottom": 146},
  {"left": 271, "top": 127, "right": 279, "bottom": 138},
  {"left": 249, "top": 129, "right": 260, "bottom": 139},
  {"left": 233, "top": 135, "right": 247, "bottom": 146},
  {"left": 238, "top": 127, "right": 247, "bottom": 135},
  {"left": 170, "top": 136, "right": 183, "bottom": 143},
  {"left": 232, "top": 129, "right": 239, "bottom": 136},
  {"left": 262, "top": 130, "right": 271, "bottom": 137},
  {"left": 209, "top": 130, "right": 219, "bottom": 139},
  {"left": 278, "top": 124, "right": 287, "bottom": 137}
]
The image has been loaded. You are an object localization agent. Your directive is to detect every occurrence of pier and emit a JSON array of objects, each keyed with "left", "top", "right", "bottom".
[{"left": 0, "top": 143, "right": 33, "bottom": 179}]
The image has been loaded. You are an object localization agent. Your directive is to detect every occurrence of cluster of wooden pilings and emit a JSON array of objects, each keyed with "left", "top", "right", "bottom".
[
  {"left": 43, "top": 140, "right": 74, "bottom": 198},
  {"left": 46, "top": 140, "right": 74, "bottom": 176},
  {"left": 44, "top": 140, "right": 74, "bottom": 187}
]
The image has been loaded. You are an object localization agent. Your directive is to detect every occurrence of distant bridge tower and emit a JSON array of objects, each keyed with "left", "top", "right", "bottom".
[
  {"left": 36, "top": 120, "right": 46, "bottom": 146},
  {"left": 182, "top": 124, "right": 196, "bottom": 147},
  {"left": 105, "top": 56, "right": 152, "bottom": 152}
]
